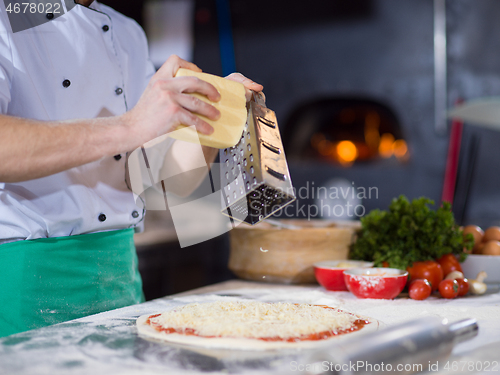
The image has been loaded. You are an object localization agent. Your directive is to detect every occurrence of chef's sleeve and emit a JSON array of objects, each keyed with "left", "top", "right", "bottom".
[{"left": 0, "top": 6, "right": 13, "bottom": 114}]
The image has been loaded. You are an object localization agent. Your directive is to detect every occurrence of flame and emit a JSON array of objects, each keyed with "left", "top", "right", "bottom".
[
  {"left": 311, "top": 130, "right": 407, "bottom": 165},
  {"left": 379, "top": 133, "right": 395, "bottom": 158},
  {"left": 336, "top": 140, "right": 358, "bottom": 164},
  {"left": 392, "top": 139, "right": 408, "bottom": 159}
]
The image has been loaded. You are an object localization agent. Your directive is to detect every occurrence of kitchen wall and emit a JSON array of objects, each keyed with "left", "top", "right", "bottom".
[
  {"left": 446, "top": 0, "right": 500, "bottom": 227},
  {"left": 191, "top": 0, "right": 500, "bottom": 228},
  {"left": 100, "top": 0, "right": 500, "bottom": 295},
  {"left": 101, "top": 0, "right": 500, "bottom": 227}
]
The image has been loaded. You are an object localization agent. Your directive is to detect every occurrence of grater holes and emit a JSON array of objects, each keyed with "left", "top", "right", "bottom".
[
  {"left": 233, "top": 191, "right": 236, "bottom": 199},
  {"left": 225, "top": 159, "right": 229, "bottom": 167},
  {"left": 243, "top": 172, "right": 247, "bottom": 179},
  {"left": 225, "top": 172, "right": 229, "bottom": 180},
  {"left": 243, "top": 158, "right": 247, "bottom": 166},
  {"left": 250, "top": 154, "right": 254, "bottom": 162},
  {"left": 250, "top": 166, "right": 254, "bottom": 174},
  {"left": 247, "top": 144, "right": 251, "bottom": 151},
  {"left": 253, "top": 177, "right": 257, "bottom": 185},
  {"left": 263, "top": 189, "right": 273, "bottom": 200},
  {"left": 247, "top": 132, "right": 251, "bottom": 139},
  {"left": 246, "top": 181, "right": 250, "bottom": 190}
]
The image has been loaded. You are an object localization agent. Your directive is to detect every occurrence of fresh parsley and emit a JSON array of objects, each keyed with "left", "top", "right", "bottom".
[{"left": 349, "top": 195, "right": 473, "bottom": 270}]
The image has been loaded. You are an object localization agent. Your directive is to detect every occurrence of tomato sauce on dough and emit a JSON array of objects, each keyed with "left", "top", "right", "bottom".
[{"left": 145, "top": 306, "right": 370, "bottom": 342}]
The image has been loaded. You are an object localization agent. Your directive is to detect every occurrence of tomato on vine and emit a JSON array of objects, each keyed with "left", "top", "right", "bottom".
[
  {"left": 456, "top": 278, "right": 469, "bottom": 296},
  {"left": 439, "top": 279, "right": 459, "bottom": 299},
  {"left": 407, "top": 261, "right": 444, "bottom": 291},
  {"left": 437, "top": 254, "right": 463, "bottom": 276},
  {"left": 409, "top": 279, "right": 432, "bottom": 300}
]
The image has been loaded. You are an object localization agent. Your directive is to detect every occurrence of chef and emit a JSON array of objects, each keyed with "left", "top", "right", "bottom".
[{"left": 0, "top": 0, "right": 263, "bottom": 337}]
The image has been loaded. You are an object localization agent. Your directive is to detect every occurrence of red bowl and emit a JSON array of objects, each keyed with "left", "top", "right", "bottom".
[
  {"left": 344, "top": 268, "right": 408, "bottom": 299},
  {"left": 314, "top": 260, "right": 374, "bottom": 291}
]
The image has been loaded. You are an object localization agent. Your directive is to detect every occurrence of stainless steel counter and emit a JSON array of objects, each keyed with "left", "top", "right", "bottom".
[{"left": 1, "top": 280, "right": 499, "bottom": 375}]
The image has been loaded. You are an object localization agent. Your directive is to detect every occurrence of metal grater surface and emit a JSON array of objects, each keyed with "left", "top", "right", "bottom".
[{"left": 220, "top": 92, "right": 296, "bottom": 225}]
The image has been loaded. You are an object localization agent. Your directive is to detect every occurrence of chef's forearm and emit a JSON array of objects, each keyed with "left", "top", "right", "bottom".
[
  {"left": 0, "top": 55, "right": 227, "bottom": 183},
  {"left": 0, "top": 114, "right": 138, "bottom": 183}
]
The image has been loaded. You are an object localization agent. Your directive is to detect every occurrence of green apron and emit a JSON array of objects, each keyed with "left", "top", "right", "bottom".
[{"left": 0, "top": 228, "right": 144, "bottom": 338}]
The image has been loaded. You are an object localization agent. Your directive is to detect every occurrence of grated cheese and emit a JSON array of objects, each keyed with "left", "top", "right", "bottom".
[{"left": 149, "top": 301, "right": 358, "bottom": 339}]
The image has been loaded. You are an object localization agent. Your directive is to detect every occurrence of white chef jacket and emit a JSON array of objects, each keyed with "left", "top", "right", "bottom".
[{"left": 0, "top": 2, "right": 157, "bottom": 243}]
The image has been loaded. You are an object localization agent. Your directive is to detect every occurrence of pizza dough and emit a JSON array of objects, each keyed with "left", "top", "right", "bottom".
[
  {"left": 169, "top": 68, "right": 248, "bottom": 149},
  {"left": 136, "top": 301, "right": 377, "bottom": 350}
]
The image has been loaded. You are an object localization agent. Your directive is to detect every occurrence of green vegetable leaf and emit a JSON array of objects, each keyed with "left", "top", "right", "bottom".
[{"left": 349, "top": 195, "right": 473, "bottom": 269}]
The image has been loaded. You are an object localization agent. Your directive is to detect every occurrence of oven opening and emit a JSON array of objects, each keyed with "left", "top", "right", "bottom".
[{"left": 282, "top": 98, "right": 408, "bottom": 166}]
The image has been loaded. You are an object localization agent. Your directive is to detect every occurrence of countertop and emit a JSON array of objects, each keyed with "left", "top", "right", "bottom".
[{"left": 1, "top": 280, "right": 499, "bottom": 375}]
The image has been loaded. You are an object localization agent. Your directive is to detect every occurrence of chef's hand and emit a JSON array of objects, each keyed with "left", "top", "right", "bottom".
[
  {"left": 225, "top": 72, "right": 264, "bottom": 101},
  {"left": 123, "top": 55, "right": 221, "bottom": 143},
  {"left": 154, "top": 56, "right": 264, "bottom": 98}
]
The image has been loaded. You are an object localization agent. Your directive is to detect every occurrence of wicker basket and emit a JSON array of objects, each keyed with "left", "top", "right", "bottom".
[{"left": 228, "top": 219, "right": 360, "bottom": 284}]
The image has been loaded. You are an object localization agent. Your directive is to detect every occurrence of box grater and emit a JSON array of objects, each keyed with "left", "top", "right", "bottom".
[{"left": 220, "top": 92, "right": 296, "bottom": 225}]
